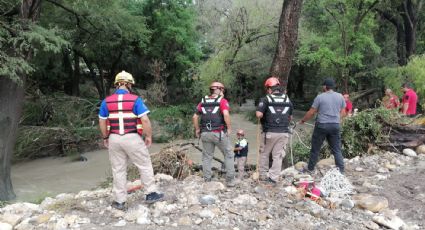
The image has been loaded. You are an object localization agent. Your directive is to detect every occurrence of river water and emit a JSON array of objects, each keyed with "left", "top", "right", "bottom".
[{"left": 11, "top": 112, "right": 308, "bottom": 202}]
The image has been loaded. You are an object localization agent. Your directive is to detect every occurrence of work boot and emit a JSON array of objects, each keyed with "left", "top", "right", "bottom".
[
  {"left": 111, "top": 201, "right": 127, "bottom": 211},
  {"left": 146, "top": 192, "right": 164, "bottom": 204},
  {"left": 226, "top": 179, "right": 238, "bottom": 187},
  {"left": 266, "top": 177, "right": 277, "bottom": 187}
]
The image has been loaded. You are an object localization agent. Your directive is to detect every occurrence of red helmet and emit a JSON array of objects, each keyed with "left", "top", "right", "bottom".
[
  {"left": 264, "top": 77, "right": 280, "bottom": 88},
  {"left": 236, "top": 129, "right": 244, "bottom": 136},
  {"left": 210, "top": 81, "right": 225, "bottom": 90}
]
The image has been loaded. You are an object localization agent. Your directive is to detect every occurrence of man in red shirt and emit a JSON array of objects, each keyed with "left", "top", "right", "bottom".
[
  {"left": 192, "top": 82, "right": 236, "bottom": 186},
  {"left": 401, "top": 83, "right": 418, "bottom": 116},
  {"left": 343, "top": 93, "right": 353, "bottom": 116}
]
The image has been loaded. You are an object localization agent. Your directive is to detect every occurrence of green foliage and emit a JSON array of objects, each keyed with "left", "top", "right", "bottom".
[
  {"left": 0, "top": 22, "right": 67, "bottom": 84},
  {"left": 377, "top": 55, "right": 425, "bottom": 110},
  {"left": 15, "top": 94, "right": 99, "bottom": 161},
  {"left": 0, "top": 200, "right": 8, "bottom": 208},
  {"left": 298, "top": 0, "right": 381, "bottom": 91},
  {"left": 341, "top": 107, "right": 408, "bottom": 157},
  {"left": 142, "top": 0, "right": 202, "bottom": 82},
  {"left": 149, "top": 104, "right": 196, "bottom": 140},
  {"left": 195, "top": 0, "right": 279, "bottom": 101}
]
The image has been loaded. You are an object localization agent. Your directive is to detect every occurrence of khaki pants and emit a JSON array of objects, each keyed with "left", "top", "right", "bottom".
[
  {"left": 259, "top": 132, "right": 289, "bottom": 181},
  {"left": 109, "top": 133, "right": 157, "bottom": 203},
  {"left": 201, "top": 131, "right": 235, "bottom": 181},
  {"left": 236, "top": 156, "right": 247, "bottom": 179}
]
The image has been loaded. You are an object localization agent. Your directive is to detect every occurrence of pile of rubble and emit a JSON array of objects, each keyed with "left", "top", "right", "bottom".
[{"left": 1, "top": 145, "right": 424, "bottom": 230}]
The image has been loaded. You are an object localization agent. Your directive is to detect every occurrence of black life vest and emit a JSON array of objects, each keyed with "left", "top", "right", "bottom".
[
  {"left": 263, "top": 94, "right": 291, "bottom": 132},
  {"left": 200, "top": 96, "right": 225, "bottom": 132}
]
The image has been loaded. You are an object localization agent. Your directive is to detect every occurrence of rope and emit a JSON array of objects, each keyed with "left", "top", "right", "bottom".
[
  {"left": 319, "top": 168, "right": 353, "bottom": 199},
  {"left": 255, "top": 118, "right": 261, "bottom": 178}
]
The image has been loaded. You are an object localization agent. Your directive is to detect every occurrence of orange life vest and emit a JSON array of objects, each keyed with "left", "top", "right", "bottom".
[{"left": 105, "top": 93, "right": 143, "bottom": 136}]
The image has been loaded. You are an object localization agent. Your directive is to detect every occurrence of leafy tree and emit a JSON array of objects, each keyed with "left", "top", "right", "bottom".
[
  {"left": 196, "top": 0, "right": 281, "bottom": 102},
  {"left": 141, "top": 0, "right": 202, "bottom": 102},
  {"left": 376, "top": 0, "right": 424, "bottom": 66},
  {"left": 0, "top": 0, "right": 65, "bottom": 201},
  {"left": 298, "top": 0, "right": 380, "bottom": 92}
]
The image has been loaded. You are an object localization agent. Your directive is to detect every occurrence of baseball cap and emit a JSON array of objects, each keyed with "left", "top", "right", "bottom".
[{"left": 323, "top": 78, "right": 335, "bottom": 88}]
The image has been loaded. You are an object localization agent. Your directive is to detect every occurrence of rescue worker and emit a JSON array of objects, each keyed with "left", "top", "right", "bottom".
[
  {"left": 256, "top": 77, "right": 293, "bottom": 185},
  {"left": 401, "top": 83, "right": 418, "bottom": 117},
  {"left": 300, "top": 78, "right": 346, "bottom": 174},
  {"left": 234, "top": 129, "right": 248, "bottom": 180},
  {"left": 98, "top": 71, "right": 164, "bottom": 210},
  {"left": 192, "top": 82, "right": 236, "bottom": 186},
  {"left": 343, "top": 93, "right": 353, "bottom": 117},
  {"left": 383, "top": 88, "right": 400, "bottom": 109}
]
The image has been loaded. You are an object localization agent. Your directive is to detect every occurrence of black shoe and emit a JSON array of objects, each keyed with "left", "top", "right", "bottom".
[
  {"left": 146, "top": 192, "right": 164, "bottom": 204},
  {"left": 111, "top": 201, "right": 127, "bottom": 211},
  {"left": 267, "top": 177, "right": 277, "bottom": 186}
]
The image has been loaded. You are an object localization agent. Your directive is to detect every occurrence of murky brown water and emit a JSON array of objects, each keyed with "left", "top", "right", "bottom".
[{"left": 12, "top": 112, "right": 308, "bottom": 202}]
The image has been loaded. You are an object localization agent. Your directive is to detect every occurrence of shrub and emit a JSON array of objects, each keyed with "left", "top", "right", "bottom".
[
  {"left": 341, "top": 107, "right": 408, "bottom": 158},
  {"left": 149, "top": 104, "right": 196, "bottom": 140}
]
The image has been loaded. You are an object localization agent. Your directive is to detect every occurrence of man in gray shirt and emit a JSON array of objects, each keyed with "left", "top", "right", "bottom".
[{"left": 300, "top": 78, "right": 346, "bottom": 173}]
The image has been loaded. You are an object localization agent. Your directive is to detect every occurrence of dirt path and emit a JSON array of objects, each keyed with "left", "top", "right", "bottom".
[{"left": 11, "top": 111, "right": 307, "bottom": 202}]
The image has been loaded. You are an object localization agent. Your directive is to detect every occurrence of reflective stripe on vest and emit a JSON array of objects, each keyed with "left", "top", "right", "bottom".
[
  {"left": 267, "top": 94, "right": 290, "bottom": 114},
  {"left": 200, "top": 96, "right": 225, "bottom": 132},
  {"left": 105, "top": 93, "right": 143, "bottom": 135}
]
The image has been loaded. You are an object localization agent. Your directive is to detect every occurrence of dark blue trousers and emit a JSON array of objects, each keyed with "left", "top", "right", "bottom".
[{"left": 307, "top": 123, "right": 344, "bottom": 173}]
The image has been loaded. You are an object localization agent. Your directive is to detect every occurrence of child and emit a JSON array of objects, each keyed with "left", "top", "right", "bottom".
[{"left": 234, "top": 129, "right": 248, "bottom": 180}]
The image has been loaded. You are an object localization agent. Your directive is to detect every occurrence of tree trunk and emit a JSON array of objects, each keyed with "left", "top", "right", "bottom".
[
  {"left": 0, "top": 0, "right": 42, "bottom": 201},
  {"left": 0, "top": 78, "right": 24, "bottom": 200},
  {"left": 72, "top": 52, "right": 80, "bottom": 96},
  {"left": 269, "top": 0, "right": 303, "bottom": 89}
]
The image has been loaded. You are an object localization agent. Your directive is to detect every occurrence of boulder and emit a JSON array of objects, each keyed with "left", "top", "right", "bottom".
[
  {"left": 402, "top": 148, "right": 417, "bottom": 157},
  {"left": 202, "top": 181, "right": 225, "bottom": 192},
  {"left": 199, "top": 195, "right": 216, "bottom": 206},
  {"left": 373, "top": 211, "right": 405, "bottom": 230},
  {"left": 416, "top": 144, "right": 425, "bottom": 155},
  {"left": 353, "top": 194, "right": 388, "bottom": 212},
  {"left": 317, "top": 158, "right": 335, "bottom": 168},
  {"left": 0, "top": 223, "right": 12, "bottom": 230}
]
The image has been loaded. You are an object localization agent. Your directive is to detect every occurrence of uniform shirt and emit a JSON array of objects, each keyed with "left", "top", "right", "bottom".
[
  {"left": 385, "top": 95, "right": 400, "bottom": 109},
  {"left": 402, "top": 89, "right": 418, "bottom": 115},
  {"left": 345, "top": 99, "right": 353, "bottom": 114},
  {"left": 234, "top": 138, "right": 248, "bottom": 157},
  {"left": 312, "top": 91, "right": 346, "bottom": 124},
  {"left": 98, "top": 89, "right": 150, "bottom": 119},
  {"left": 196, "top": 95, "right": 230, "bottom": 132}
]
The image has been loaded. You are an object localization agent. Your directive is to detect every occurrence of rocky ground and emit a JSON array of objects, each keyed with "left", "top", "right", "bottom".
[{"left": 1, "top": 145, "right": 425, "bottom": 230}]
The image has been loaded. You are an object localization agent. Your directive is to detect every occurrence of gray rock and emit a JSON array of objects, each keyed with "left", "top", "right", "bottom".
[
  {"left": 113, "top": 219, "right": 126, "bottom": 227},
  {"left": 373, "top": 211, "right": 405, "bottom": 230},
  {"left": 377, "top": 167, "right": 389, "bottom": 173},
  {"left": 199, "top": 209, "right": 215, "bottom": 219},
  {"left": 232, "top": 194, "right": 258, "bottom": 206},
  {"left": 199, "top": 195, "right": 216, "bottom": 205},
  {"left": 177, "top": 216, "right": 192, "bottom": 226},
  {"left": 0, "top": 222, "right": 12, "bottom": 230},
  {"left": 340, "top": 199, "right": 355, "bottom": 210},
  {"left": 402, "top": 148, "right": 417, "bottom": 157},
  {"left": 363, "top": 220, "right": 380, "bottom": 230},
  {"left": 202, "top": 181, "right": 225, "bottom": 192}
]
